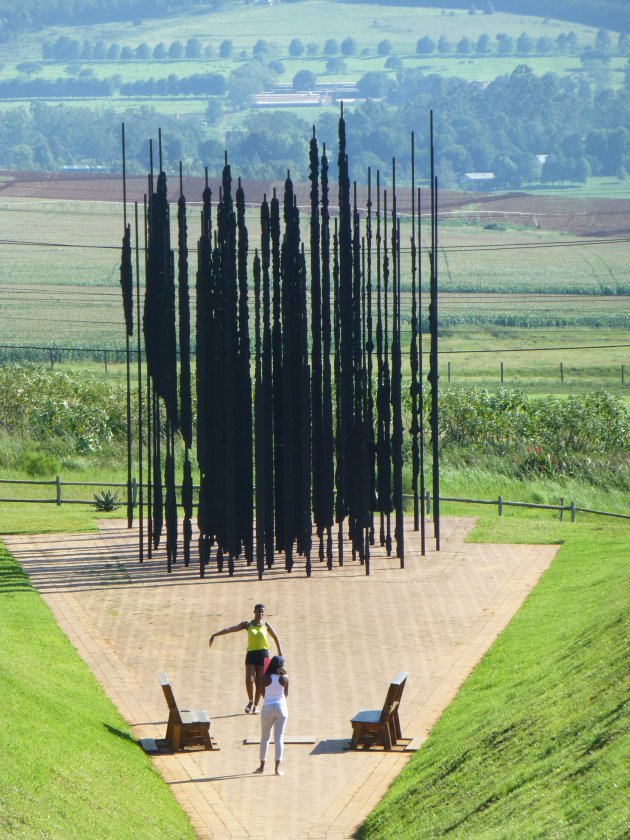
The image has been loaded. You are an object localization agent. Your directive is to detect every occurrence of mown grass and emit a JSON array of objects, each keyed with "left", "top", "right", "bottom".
[
  {"left": 358, "top": 517, "right": 630, "bottom": 838},
  {"left": 0, "top": 542, "right": 196, "bottom": 839}
]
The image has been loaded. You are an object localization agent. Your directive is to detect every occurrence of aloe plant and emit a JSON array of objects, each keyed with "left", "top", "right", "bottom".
[{"left": 92, "top": 490, "right": 121, "bottom": 512}]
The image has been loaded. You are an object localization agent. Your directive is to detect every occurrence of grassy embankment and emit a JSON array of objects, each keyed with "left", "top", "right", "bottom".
[
  {"left": 358, "top": 514, "right": 629, "bottom": 838},
  {"left": 0, "top": 541, "right": 196, "bottom": 838}
]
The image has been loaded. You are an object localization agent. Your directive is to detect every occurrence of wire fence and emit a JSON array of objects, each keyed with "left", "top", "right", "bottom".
[
  {"left": 1, "top": 343, "right": 629, "bottom": 385},
  {"left": 1, "top": 477, "right": 627, "bottom": 522}
]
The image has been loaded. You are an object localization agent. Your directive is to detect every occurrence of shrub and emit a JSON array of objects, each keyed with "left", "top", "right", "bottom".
[
  {"left": 0, "top": 365, "right": 128, "bottom": 455},
  {"left": 18, "top": 450, "right": 60, "bottom": 477}
]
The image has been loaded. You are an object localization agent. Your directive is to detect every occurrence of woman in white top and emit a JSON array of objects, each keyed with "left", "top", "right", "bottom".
[{"left": 254, "top": 655, "right": 289, "bottom": 776}]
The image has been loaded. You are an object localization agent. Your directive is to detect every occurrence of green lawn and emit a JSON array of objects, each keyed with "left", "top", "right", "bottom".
[
  {"left": 358, "top": 517, "right": 630, "bottom": 838},
  {"left": 0, "top": 542, "right": 196, "bottom": 839}
]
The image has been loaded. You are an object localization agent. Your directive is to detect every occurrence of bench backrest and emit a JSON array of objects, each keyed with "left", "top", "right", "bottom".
[
  {"left": 383, "top": 671, "right": 408, "bottom": 707},
  {"left": 380, "top": 671, "right": 409, "bottom": 723},
  {"left": 159, "top": 672, "right": 182, "bottom": 724}
]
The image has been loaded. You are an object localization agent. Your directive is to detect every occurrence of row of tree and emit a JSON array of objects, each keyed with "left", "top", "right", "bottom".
[
  {"left": 38, "top": 29, "right": 630, "bottom": 65},
  {"left": 42, "top": 35, "right": 230, "bottom": 62}
]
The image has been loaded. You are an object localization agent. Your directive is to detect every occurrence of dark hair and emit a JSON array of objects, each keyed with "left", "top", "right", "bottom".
[
  {"left": 254, "top": 603, "right": 265, "bottom": 611},
  {"left": 266, "top": 655, "right": 286, "bottom": 675}
]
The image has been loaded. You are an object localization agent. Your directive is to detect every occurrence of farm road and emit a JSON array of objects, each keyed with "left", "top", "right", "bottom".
[{"left": 5, "top": 518, "right": 557, "bottom": 839}]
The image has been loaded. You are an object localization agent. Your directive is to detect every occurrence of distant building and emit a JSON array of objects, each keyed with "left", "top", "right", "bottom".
[
  {"left": 460, "top": 172, "right": 496, "bottom": 190},
  {"left": 252, "top": 91, "right": 330, "bottom": 107}
]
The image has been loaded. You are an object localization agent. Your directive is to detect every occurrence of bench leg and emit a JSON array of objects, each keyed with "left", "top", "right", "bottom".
[
  {"left": 202, "top": 727, "right": 213, "bottom": 750},
  {"left": 350, "top": 725, "right": 362, "bottom": 750}
]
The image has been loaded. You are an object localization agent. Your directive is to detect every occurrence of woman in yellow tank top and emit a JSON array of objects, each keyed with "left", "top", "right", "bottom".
[{"left": 209, "top": 603, "right": 282, "bottom": 714}]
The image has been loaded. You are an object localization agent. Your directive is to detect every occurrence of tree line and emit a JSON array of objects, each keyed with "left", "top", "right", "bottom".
[
  {"left": 0, "top": 64, "right": 628, "bottom": 185},
  {"left": 38, "top": 28, "right": 629, "bottom": 64},
  {"left": 0, "top": 73, "right": 226, "bottom": 99}
]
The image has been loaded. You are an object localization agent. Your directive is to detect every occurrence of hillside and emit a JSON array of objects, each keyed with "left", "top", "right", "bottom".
[{"left": 0, "top": 0, "right": 628, "bottom": 35}]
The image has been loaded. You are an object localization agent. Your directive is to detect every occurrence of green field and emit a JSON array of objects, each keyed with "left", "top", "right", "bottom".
[
  {"left": 0, "top": 195, "right": 628, "bottom": 395},
  {"left": 5, "top": 5, "right": 606, "bottom": 65}
]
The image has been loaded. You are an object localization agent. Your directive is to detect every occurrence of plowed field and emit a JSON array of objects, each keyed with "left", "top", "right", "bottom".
[{"left": 1, "top": 170, "right": 629, "bottom": 237}]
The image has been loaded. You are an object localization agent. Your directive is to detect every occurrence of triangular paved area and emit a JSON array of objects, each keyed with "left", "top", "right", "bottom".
[{"left": 5, "top": 518, "right": 557, "bottom": 839}]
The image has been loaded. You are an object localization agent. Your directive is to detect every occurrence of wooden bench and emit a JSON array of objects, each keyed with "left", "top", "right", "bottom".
[
  {"left": 159, "top": 672, "right": 218, "bottom": 751},
  {"left": 350, "top": 671, "right": 409, "bottom": 751}
]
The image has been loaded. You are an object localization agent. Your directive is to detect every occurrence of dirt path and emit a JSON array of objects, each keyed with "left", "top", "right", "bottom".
[{"left": 4, "top": 518, "right": 557, "bottom": 839}]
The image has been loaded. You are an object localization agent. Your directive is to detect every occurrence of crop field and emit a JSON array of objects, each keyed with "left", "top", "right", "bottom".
[{"left": 0, "top": 190, "right": 628, "bottom": 394}]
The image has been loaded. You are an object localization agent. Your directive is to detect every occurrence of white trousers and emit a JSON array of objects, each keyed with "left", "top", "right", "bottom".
[{"left": 259, "top": 701, "right": 288, "bottom": 763}]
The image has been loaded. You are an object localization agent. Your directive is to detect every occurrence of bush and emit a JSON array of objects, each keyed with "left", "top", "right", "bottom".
[
  {"left": 0, "top": 365, "right": 128, "bottom": 456},
  {"left": 18, "top": 450, "right": 60, "bottom": 477}
]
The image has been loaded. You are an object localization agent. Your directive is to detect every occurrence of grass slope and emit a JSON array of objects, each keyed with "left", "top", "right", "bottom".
[
  {"left": 358, "top": 521, "right": 630, "bottom": 838},
  {"left": 0, "top": 544, "right": 196, "bottom": 839}
]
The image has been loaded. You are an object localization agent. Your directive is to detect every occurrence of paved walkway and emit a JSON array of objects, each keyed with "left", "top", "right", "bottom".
[{"left": 4, "top": 518, "right": 557, "bottom": 839}]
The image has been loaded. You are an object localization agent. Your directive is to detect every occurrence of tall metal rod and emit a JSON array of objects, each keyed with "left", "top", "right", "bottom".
[
  {"left": 366, "top": 167, "right": 375, "bottom": 548},
  {"left": 410, "top": 132, "right": 420, "bottom": 532},
  {"left": 144, "top": 194, "right": 153, "bottom": 558},
  {"left": 391, "top": 157, "right": 404, "bottom": 568},
  {"left": 418, "top": 187, "right": 426, "bottom": 556},
  {"left": 122, "top": 123, "right": 127, "bottom": 227},
  {"left": 135, "top": 201, "right": 144, "bottom": 562},
  {"left": 429, "top": 111, "right": 440, "bottom": 551},
  {"left": 121, "top": 123, "right": 133, "bottom": 529}
]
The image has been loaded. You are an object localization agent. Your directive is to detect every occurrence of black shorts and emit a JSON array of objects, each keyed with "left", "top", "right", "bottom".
[{"left": 245, "top": 649, "right": 269, "bottom": 667}]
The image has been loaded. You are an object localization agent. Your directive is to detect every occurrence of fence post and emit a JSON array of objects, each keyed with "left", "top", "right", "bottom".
[
  {"left": 104, "top": 350, "right": 108, "bottom": 374},
  {"left": 448, "top": 361, "right": 451, "bottom": 383},
  {"left": 500, "top": 361, "right": 504, "bottom": 383},
  {"left": 622, "top": 364, "right": 625, "bottom": 386},
  {"left": 55, "top": 475, "right": 62, "bottom": 506},
  {"left": 560, "top": 362, "right": 564, "bottom": 383},
  {"left": 570, "top": 500, "right": 576, "bottom": 523},
  {"left": 559, "top": 496, "right": 564, "bottom": 521},
  {"left": 498, "top": 495, "right": 503, "bottom": 516},
  {"left": 132, "top": 477, "right": 138, "bottom": 508},
  {"left": 49, "top": 348, "right": 54, "bottom": 370},
  {"left": 426, "top": 490, "right": 431, "bottom": 515}
]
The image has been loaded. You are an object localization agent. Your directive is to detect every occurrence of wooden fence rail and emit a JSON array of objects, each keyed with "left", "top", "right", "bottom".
[{"left": 0, "top": 478, "right": 627, "bottom": 522}]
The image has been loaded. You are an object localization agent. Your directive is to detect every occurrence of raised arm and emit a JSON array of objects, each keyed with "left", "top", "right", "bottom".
[
  {"left": 209, "top": 621, "right": 248, "bottom": 647},
  {"left": 266, "top": 623, "right": 282, "bottom": 656}
]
